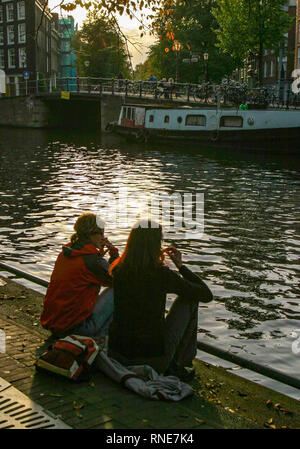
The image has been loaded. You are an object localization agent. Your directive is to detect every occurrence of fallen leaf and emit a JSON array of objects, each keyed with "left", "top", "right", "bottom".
[
  {"left": 268, "top": 418, "right": 274, "bottom": 424},
  {"left": 142, "top": 419, "right": 148, "bottom": 423},
  {"left": 50, "top": 393, "right": 63, "bottom": 398},
  {"left": 274, "top": 403, "right": 281, "bottom": 410},
  {"left": 195, "top": 418, "right": 205, "bottom": 424},
  {"left": 73, "top": 401, "right": 84, "bottom": 410},
  {"left": 266, "top": 400, "right": 273, "bottom": 407},
  {"left": 89, "top": 381, "right": 95, "bottom": 388}
]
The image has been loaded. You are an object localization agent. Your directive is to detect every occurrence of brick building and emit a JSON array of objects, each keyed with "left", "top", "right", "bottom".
[
  {"left": 0, "top": 0, "right": 59, "bottom": 95},
  {"left": 295, "top": 0, "right": 300, "bottom": 69},
  {"left": 234, "top": 0, "right": 296, "bottom": 89}
]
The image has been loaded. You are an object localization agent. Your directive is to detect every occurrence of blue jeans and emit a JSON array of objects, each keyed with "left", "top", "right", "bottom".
[{"left": 72, "top": 287, "right": 114, "bottom": 338}]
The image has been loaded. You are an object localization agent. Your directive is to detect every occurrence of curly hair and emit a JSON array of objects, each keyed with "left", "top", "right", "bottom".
[{"left": 70, "top": 213, "right": 104, "bottom": 245}]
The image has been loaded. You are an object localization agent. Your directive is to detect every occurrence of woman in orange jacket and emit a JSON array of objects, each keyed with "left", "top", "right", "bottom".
[{"left": 40, "top": 213, "right": 118, "bottom": 339}]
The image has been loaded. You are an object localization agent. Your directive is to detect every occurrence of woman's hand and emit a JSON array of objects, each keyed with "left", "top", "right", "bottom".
[
  {"left": 163, "top": 246, "right": 183, "bottom": 269},
  {"left": 101, "top": 238, "right": 118, "bottom": 256}
]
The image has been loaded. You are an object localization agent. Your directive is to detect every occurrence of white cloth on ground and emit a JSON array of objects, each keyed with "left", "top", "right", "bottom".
[{"left": 95, "top": 350, "right": 193, "bottom": 401}]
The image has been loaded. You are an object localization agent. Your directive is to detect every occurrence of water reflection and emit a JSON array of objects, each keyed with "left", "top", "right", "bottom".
[{"left": 0, "top": 127, "right": 299, "bottom": 377}]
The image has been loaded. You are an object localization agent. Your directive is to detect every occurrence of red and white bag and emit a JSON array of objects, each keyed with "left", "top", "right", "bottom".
[{"left": 35, "top": 335, "right": 99, "bottom": 382}]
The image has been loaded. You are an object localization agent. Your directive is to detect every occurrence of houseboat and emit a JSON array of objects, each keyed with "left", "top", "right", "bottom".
[{"left": 106, "top": 104, "right": 300, "bottom": 152}]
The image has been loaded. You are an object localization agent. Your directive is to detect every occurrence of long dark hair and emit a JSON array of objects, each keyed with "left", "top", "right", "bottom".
[{"left": 109, "top": 220, "right": 164, "bottom": 279}]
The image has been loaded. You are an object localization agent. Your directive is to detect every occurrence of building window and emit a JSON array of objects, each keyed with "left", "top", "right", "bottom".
[
  {"left": 7, "top": 25, "right": 14, "bottom": 45},
  {"left": 149, "top": 115, "right": 154, "bottom": 122},
  {"left": 19, "top": 47, "right": 26, "bottom": 68},
  {"left": 8, "top": 48, "right": 15, "bottom": 68},
  {"left": 18, "top": 23, "right": 26, "bottom": 43},
  {"left": 0, "top": 49, "right": 4, "bottom": 69},
  {"left": 0, "top": 26, "right": 3, "bottom": 46},
  {"left": 0, "top": 6, "right": 3, "bottom": 24},
  {"left": 185, "top": 115, "right": 206, "bottom": 126},
  {"left": 164, "top": 115, "right": 169, "bottom": 123},
  {"left": 177, "top": 116, "right": 182, "bottom": 123},
  {"left": 17, "top": 1, "right": 25, "bottom": 20},
  {"left": 220, "top": 116, "right": 243, "bottom": 128},
  {"left": 6, "top": 3, "right": 14, "bottom": 22}
]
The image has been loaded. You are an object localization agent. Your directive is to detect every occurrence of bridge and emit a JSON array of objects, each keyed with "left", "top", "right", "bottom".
[{"left": 0, "top": 77, "right": 298, "bottom": 130}]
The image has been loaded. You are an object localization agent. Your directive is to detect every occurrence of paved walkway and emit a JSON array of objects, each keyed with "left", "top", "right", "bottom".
[{"left": 0, "top": 314, "right": 259, "bottom": 429}]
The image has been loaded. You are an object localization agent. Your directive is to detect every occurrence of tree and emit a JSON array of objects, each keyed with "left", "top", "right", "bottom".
[
  {"left": 137, "top": 0, "right": 237, "bottom": 83},
  {"left": 72, "top": 12, "right": 131, "bottom": 78},
  {"left": 212, "top": 0, "right": 294, "bottom": 84},
  {"left": 53, "top": 0, "right": 166, "bottom": 27}
]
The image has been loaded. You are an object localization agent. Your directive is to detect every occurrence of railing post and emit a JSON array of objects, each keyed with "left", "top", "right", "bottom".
[
  {"left": 139, "top": 81, "right": 142, "bottom": 98},
  {"left": 286, "top": 85, "right": 290, "bottom": 110},
  {"left": 99, "top": 80, "right": 102, "bottom": 96},
  {"left": 112, "top": 79, "right": 115, "bottom": 96},
  {"left": 125, "top": 79, "right": 128, "bottom": 98},
  {"left": 88, "top": 78, "right": 91, "bottom": 94},
  {"left": 187, "top": 84, "right": 190, "bottom": 102}
]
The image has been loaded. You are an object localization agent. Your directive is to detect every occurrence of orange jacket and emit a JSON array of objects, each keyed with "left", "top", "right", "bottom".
[{"left": 40, "top": 241, "right": 117, "bottom": 334}]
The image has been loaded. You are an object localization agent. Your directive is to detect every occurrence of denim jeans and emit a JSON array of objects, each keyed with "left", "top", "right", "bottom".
[{"left": 72, "top": 287, "right": 114, "bottom": 338}]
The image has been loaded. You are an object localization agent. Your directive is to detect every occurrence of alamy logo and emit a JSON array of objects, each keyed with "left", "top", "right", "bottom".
[
  {"left": 291, "top": 69, "right": 300, "bottom": 94},
  {"left": 96, "top": 187, "right": 204, "bottom": 239},
  {"left": 291, "top": 329, "right": 300, "bottom": 355},
  {"left": 0, "top": 329, "right": 5, "bottom": 354}
]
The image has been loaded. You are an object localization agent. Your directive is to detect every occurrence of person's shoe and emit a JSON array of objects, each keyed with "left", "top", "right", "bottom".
[{"left": 165, "top": 365, "right": 195, "bottom": 382}]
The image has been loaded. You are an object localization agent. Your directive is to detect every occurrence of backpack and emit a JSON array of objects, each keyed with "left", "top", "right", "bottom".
[{"left": 35, "top": 335, "right": 99, "bottom": 382}]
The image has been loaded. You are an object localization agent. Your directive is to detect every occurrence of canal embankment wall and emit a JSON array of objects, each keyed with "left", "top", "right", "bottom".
[{"left": 0, "top": 93, "right": 125, "bottom": 130}]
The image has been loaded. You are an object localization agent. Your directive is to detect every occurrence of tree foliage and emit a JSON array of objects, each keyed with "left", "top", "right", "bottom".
[
  {"left": 72, "top": 12, "right": 131, "bottom": 77},
  {"left": 135, "top": 0, "right": 237, "bottom": 83},
  {"left": 56, "top": 0, "right": 166, "bottom": 27},
  {"left": 212, "top": 0, "right": 294, "bottom": 82}
]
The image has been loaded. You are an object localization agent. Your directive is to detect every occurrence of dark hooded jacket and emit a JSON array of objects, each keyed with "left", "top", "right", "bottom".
[{"left": 40, "top": 240, "right": 118, "bottom": 334}]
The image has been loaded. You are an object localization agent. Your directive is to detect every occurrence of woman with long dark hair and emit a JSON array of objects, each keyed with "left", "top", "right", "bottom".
[{"left": 108, "top": 220, "right": 213, "bottom": 380}]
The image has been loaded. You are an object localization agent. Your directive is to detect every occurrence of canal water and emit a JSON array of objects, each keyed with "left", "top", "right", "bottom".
[{"left": 0, "top": 127, "right": 299, "bottom": 379}]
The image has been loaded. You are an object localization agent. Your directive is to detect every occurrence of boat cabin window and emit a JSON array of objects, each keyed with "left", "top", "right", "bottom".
[
  {"left": 122, "top": 107, "right": 135, "bottom": 121},
  {"left": 220, "top": 116, "right": 243, "bottom": 128},
  {"left": 185, "top": 115, "right": 206, "bottom": 126},
  {"left": 177, "top": 116, "right": 182, "bottom": 123},
  {"left": 164, "top": 115, "right": 169, "bottom": 123},
  {"left": 149, "top": 115, "right": 154, "bottom": 122}
]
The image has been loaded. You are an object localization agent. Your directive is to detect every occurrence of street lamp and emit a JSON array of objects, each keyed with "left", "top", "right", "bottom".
[
  {"left": 204, "top": 52, "right": 209, "bottom": 82},
  {"left": 84, "top": 60, "right": 90, "bottom": 92},
  {"left": 172, "top": 42, "right": 182, "bottom": 83}
]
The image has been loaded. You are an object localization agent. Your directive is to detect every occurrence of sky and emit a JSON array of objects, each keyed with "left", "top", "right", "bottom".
[{"left": 48, "top": 1, "right": 156, "bottom": 68}]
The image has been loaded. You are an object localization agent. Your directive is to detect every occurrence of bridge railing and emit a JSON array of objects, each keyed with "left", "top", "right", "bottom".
[{"left": 2, "top": 76, "right": 300, "bottom": 109}]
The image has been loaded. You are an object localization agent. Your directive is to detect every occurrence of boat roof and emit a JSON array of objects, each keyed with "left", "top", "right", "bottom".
[{"left": 123, "top": 103, "right": 194, "bottom": 110}]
